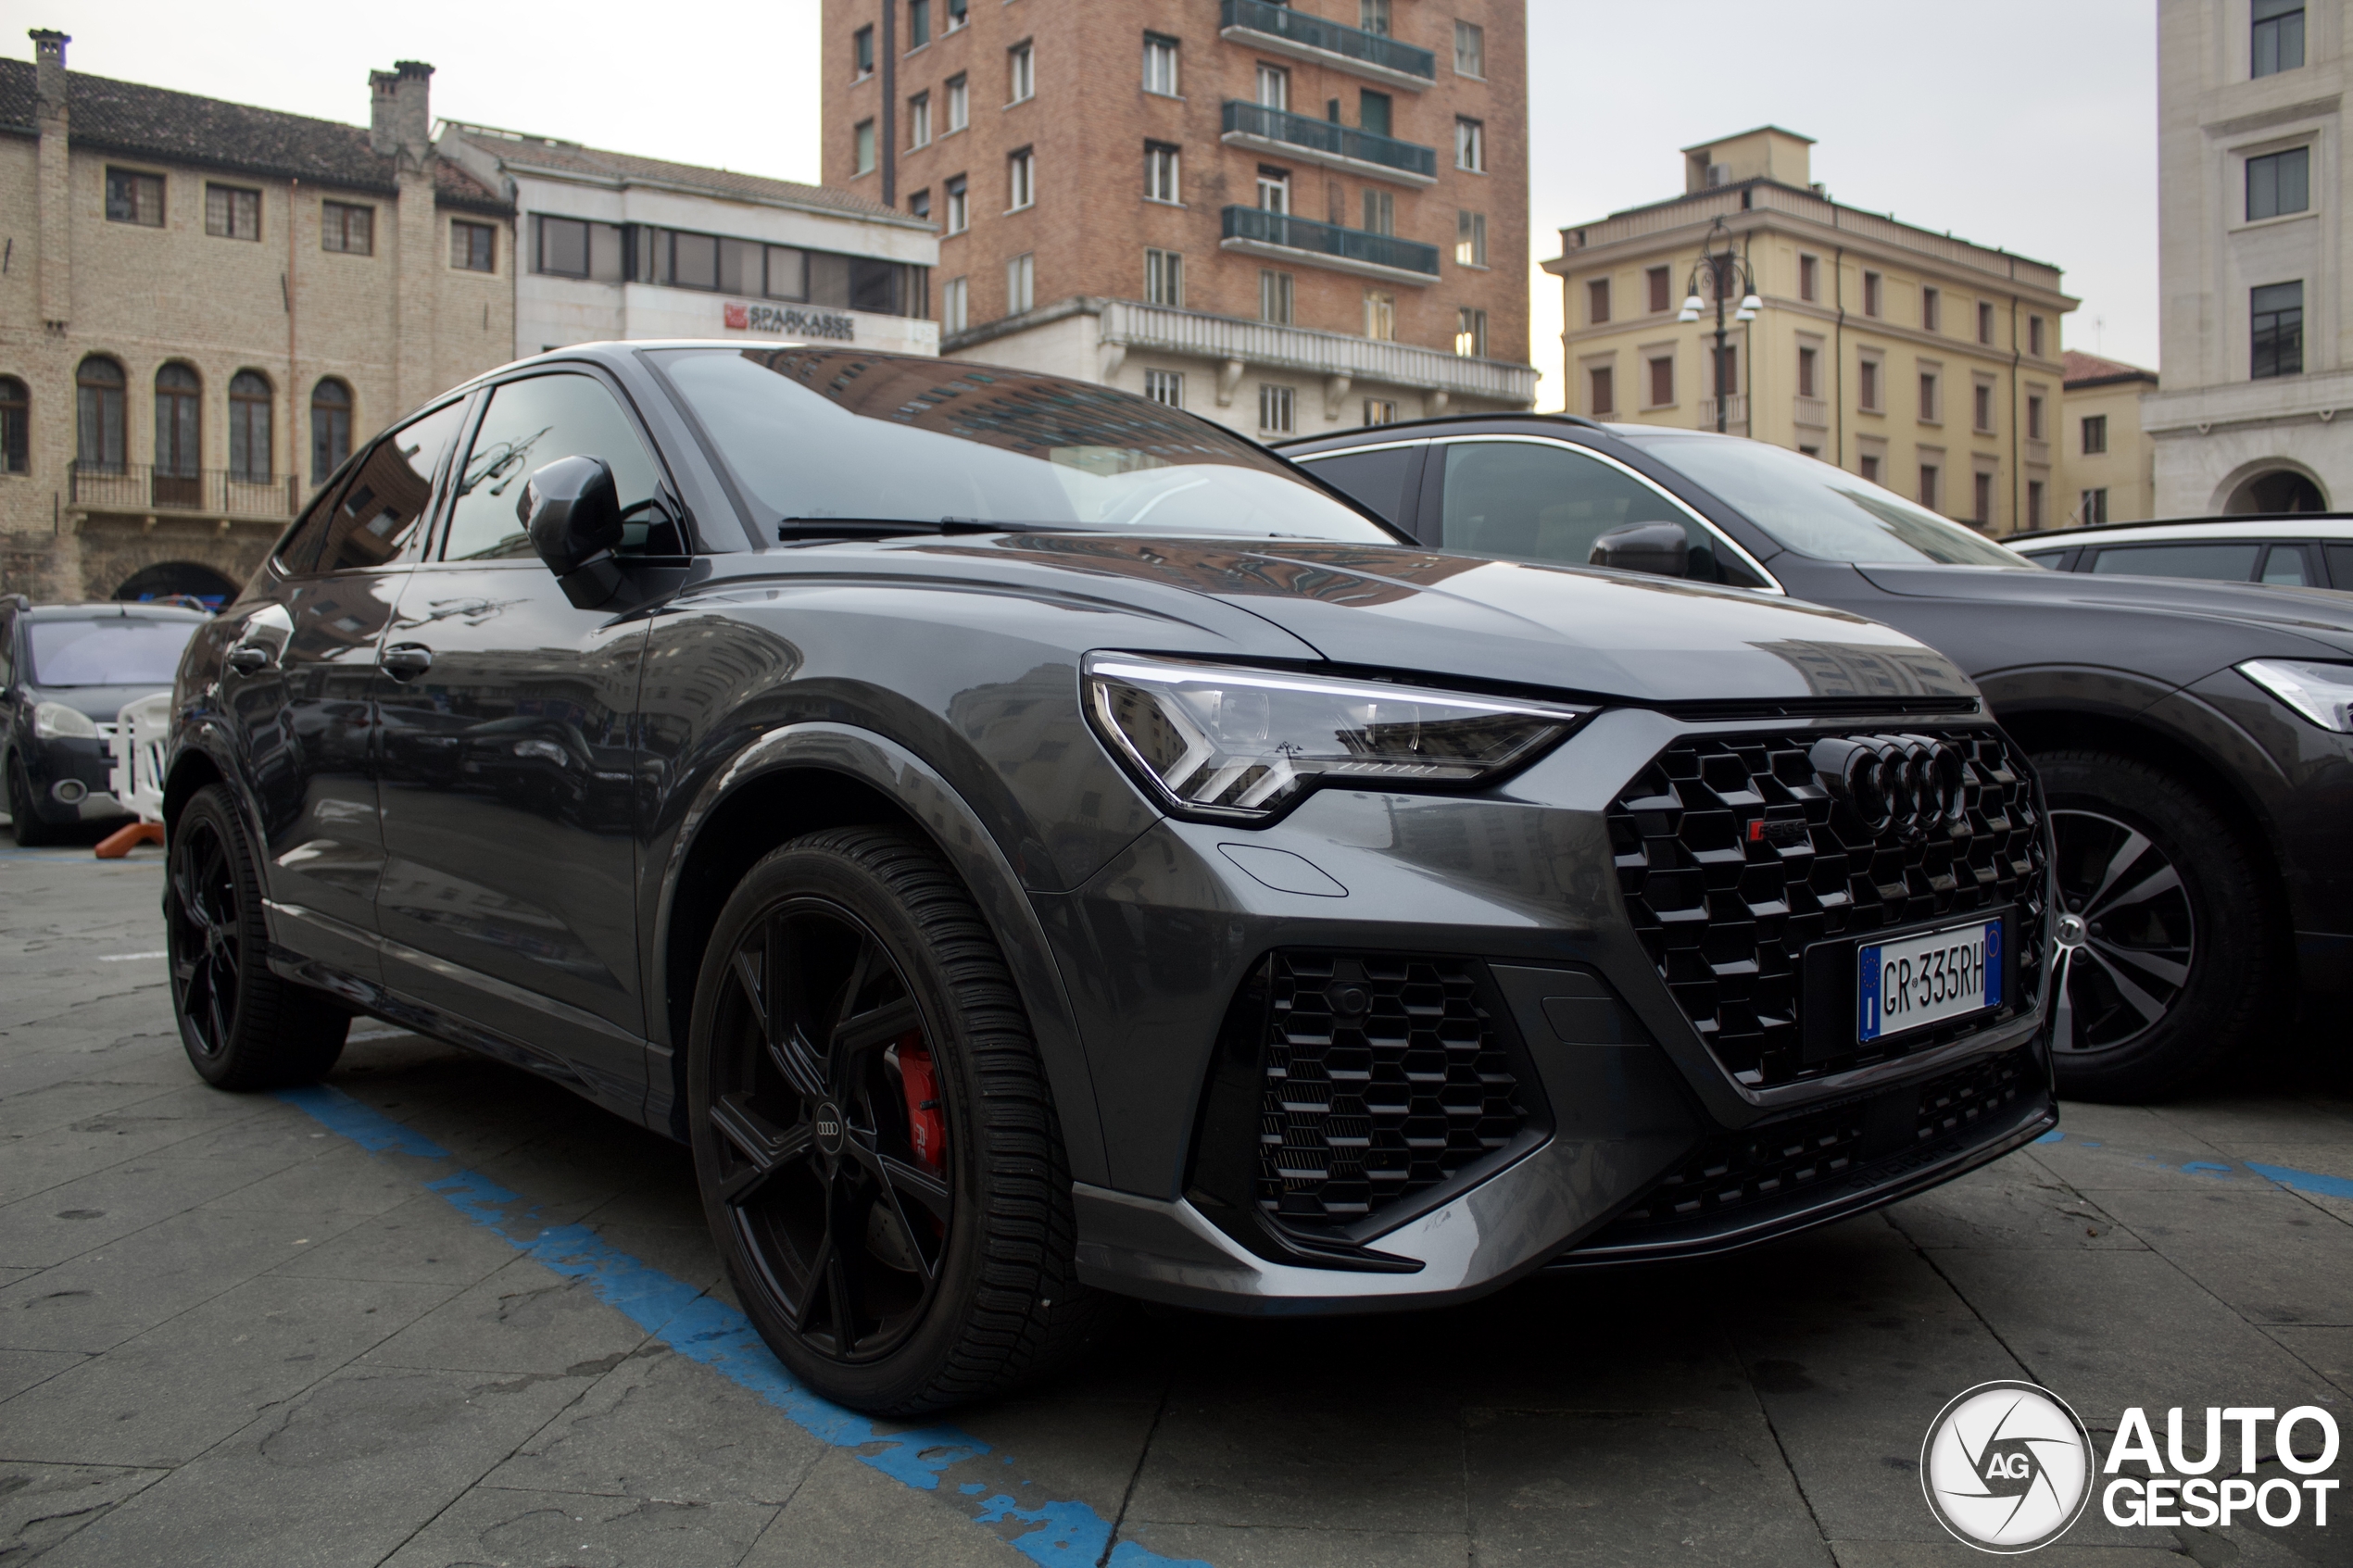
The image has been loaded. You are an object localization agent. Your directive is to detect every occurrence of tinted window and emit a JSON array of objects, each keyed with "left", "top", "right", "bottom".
[
  {"left": 275, "top": 468, "right": 352, "bottom": 575},
  {"left": 444, "top": 374, "right": 668, "bottom": 561},
  {"left": 654, "top": 348, "right": 1394, "bottom": 543},
  {"left": 1301, "top": 445, "right": 1419, "bottom": 526},
  {"left": 2328, "top": 542, "right": 2353, "bottom": 589},
  {"left": 2260, "top": 544, "right": 2311, "bottom": 585},
  {"left": 2090, "top": 544, "right": 2261, "bottom": 581},
  {"left": 1437, "top": 441, "right": 1678, "bottom": 566},
  {"left": 26, "top": 618, "right": 196, "bottom": 686},
  {"left": 314, "top": 401, "right": 468, "bottom": 573}
]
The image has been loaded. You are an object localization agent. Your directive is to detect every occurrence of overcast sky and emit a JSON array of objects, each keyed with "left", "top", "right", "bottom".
[{"left": 19, "top": 0, "right": 2159, "bottom": 408}]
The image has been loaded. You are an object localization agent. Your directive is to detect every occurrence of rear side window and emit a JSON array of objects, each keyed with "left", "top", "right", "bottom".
[
  {"left": 2259, "top": 544, "right": 2311, "bottom": 585},
  {"left": 2088, "top": 543, "right": 2261, "bottom": 581},
  {"left": 1299, "top": 445, "right": 1420, "bottom": 529},
  {"left": 2328, "top": 542, "right": 2353, "bottom": 588},
  {"left": 442, "top": 373, "right": 670, "bottom": 561},
  {"left": 314, "top": 401, "right": 469, "bottom": 573}
]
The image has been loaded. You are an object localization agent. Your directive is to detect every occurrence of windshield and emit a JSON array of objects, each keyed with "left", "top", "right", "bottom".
[
  {"left": 1626, "top": 433, "right": 2029, "bottom": 568},
  {"left": 27, "top": 617, "right": 196, "bottom": 686},
  {"left": 653, "top": 348, "right": 1396, "bottom": 544}
]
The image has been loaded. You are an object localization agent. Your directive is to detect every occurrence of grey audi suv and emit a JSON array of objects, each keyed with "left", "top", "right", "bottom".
[{"left": 163, "top": 345, "right": 2056, "bottom": 1412}]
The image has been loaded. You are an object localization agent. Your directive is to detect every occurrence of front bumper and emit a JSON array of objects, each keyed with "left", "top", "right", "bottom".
[{"left": 17, "top": 736, "right": 132, "bottom": 823}]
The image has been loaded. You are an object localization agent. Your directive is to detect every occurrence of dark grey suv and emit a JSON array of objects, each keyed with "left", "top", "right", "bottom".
[
  {"left": 164, "top": 345, "right": 2056, "bottom": 1413},
  {"left": 2, "top": 597, "right": 206, "bottom": 845}
]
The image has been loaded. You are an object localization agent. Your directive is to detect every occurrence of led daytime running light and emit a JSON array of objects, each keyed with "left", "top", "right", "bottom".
[{"left": 2239, "top": 659, "right": 2353, "bottom": 733}]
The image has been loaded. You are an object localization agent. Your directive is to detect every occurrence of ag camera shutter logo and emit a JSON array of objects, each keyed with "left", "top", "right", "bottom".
[{"left": 1921, "top": 1381, "right": 2094, "bottom": 1552}]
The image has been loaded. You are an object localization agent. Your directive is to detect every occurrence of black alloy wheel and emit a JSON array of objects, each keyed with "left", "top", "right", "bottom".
[
  {"left": 2037, "top": 752, "right": 2277, "bottom": 1101},
  {"left": 165, "top": 784, "right": 348, "bottom": 1089},
  {"left": 8, "top": 756, "right": 61, "bottom": 847},
  {"left": 687, "top": 827, "right": 1099, "bottom": 1414}
]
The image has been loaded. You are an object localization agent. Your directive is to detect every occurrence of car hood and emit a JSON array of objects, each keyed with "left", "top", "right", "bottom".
[
  {"left": 914, "top": 534, "right": 1977, "bottom": 706},
  {"left": 28, "top": 684, "right": 170, "bottom": 725},
  {"left": 1854, "top": 564, "right": 2353, "bottom": 659}
]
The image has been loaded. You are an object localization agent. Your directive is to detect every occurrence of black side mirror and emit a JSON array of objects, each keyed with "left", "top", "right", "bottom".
[
  {"left": 522, "top": 456, "right": 625, "bottom": 609},
  {"left": 1590, "top": 521, "right": 1692, "bottom": 579}
]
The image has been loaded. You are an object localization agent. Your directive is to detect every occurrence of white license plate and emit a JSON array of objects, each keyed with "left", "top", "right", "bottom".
[{"left": 1857, "top": 918, "right": 2002, "bottom": 1043}]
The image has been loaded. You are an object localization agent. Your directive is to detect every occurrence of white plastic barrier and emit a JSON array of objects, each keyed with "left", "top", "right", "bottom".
[{"left": 107, "top": 691, "right": 173, "bottom": 826}]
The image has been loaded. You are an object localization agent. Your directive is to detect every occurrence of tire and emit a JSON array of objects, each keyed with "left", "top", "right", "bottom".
[
  {"left": 686, "top": 826, "right": 1101, "bottom": 1414},
  {"left": 165, "top": 784, "right": 348, "bottom": 1089},
  {"left": 8, "top": 756, "right": 62, "bottom": 847},
  {"left": 2036, "top": 750, "right": 2279, "bottom": 1101}
]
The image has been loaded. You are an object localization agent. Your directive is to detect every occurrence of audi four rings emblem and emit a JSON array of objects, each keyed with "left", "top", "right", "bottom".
[{"left": 1811, "top": 734, "right": 1971, "bottom": 837}]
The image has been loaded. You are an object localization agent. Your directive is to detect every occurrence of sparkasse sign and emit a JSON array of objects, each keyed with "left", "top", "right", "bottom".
[{"left": 723, "top": 301, "right": 857, "bottom": 341}]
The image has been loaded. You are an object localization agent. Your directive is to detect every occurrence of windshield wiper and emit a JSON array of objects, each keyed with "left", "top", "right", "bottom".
[{"left": 776, "top": 518, "right": 1097, "bottom": 543}]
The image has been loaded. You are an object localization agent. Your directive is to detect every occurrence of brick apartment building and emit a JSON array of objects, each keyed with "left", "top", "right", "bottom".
[
  {"left": 0, "top": 31, "right": 513, "bottom": 605},
  {"left": 820, "top": 0, "right": 1535, "bottom": 436}
]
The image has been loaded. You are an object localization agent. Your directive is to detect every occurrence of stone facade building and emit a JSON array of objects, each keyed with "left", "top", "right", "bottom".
[
  {"left": 817, "top": 0, "right": 1536, "bottom": 436},
  {"left": 2058, "top": 350, "right": 2160, "bottom": 525},
  {"left": 1546, "top": 128, "right": 2080, "bottom": 537},
  {"left": 0, "top": 31, "right": 513, "bottom": 605},
  {"left": 2145, "top": 0, "right": 2348, "bottom": 515}
]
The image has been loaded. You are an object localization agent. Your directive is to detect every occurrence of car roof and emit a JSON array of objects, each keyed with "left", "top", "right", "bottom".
[
  {"left": 1274, "top": 411, "right": 1616, "bottom": 452},
  {"left": 2009, "top": 516, "right": 2353, "bottom": 551},
  {"left": 17, "top": 601, "right": 209, "bottom": 621}
]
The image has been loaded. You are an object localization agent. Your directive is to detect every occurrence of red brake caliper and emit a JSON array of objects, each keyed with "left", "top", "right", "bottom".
[{"left": 896, "top": 1032, "right": 946, "bottom": 1176}]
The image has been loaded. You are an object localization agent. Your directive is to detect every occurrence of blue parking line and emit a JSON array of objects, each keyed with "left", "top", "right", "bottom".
[
  {"left": 2033, "top": 1129, "right": 2351, "bottom": 1197},
  {"left": 277, "top": 1084, "right": 1207, "bottom": 1568}
]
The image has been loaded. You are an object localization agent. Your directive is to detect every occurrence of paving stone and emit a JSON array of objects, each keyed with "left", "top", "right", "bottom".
[
  {"left": 1826, "top": 1542, "right": 2205, "bottom": 1565},
  {"left": 378, "top": 1486, "right": 778, "bottom": 1568},
  {"left": 0, "top": 1154, "right": 290, "bottom": 1268},
  {"left": 736, "top": 1448, "right": 1024, "bottom": 1567},
  {"left": 1886, "top": 1166, "right": 2143, "bottom": 1250},
  {"left": 0, "top": 1461, "right": 169, "bottom": 1562},
  {"left": 1125, "top": 1386, "right": 1466, "bottom": 1533},
  {"left": 1119, "top": 1520, "right": 1468, "bottom": 1566},
  {"left": 268, "top": 1191, "right": 545, "bottom": 1286},
  {"left": 2092, "top": 1185, "right": 2353, "bottom": 1325},
  {"left": 2263, "top": 1324, "right": 2353, "bottom": 1395},
  {"left": 364, "top": 1254, "right": 654, "bottom": 1375},
  {"left": 199, "top": 1140, "right": 434, "bottom": 1217},
  {"left": 0, "top": 1346, "right": 82, "bottom": 1401}
]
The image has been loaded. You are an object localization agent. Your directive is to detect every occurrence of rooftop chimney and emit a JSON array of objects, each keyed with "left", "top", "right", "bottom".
[
  {"left": 29, "top": 29, "right": 69, "bottom": 121},
  {"left": 368, "top": 58, "right": 434, "bottom": 164}
]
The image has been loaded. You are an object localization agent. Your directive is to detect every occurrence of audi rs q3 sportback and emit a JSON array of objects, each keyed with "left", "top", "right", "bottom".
[{"left": 165, "top": 345, "right": 2057, "bottom": 1414}]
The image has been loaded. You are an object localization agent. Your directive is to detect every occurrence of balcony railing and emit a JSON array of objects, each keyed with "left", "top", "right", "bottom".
[
  {"left": 1219, "top": 0, "right": 1437, "bottom": 86},
  {"left": 1220, "top": 101, "right": 1437, "bottom": 183},
  {"left": 1221, "top": 207, "right": 1441, "bottom": 282},
  {"left": 1099, "top": 299, "right": 1536, "bottom": 406},
  {"left": 69, "top": 462, "right": 298, "bottom": 518},
  {"left": 1696, "top": 395, "right": 1749, "bottom": 431},
  {"left": 1793, "top": 395, "right": 1828, "bottom": 428}
]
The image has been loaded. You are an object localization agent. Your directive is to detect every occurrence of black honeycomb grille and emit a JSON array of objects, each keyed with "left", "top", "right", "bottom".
[
  {"left": 1608, "top": 729, "right": 2046, "bottom": 1087},
  {"left": 1258, "top": 953, "right": 1529, "bottom": 1228}
]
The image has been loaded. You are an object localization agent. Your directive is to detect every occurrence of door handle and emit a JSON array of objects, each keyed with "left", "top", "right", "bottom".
[
  {"left": 226, "top": 644, "right": 273, "bottom": 674},
  {"left": 380, "top": 644, "right": 434, "bottom": 681}
]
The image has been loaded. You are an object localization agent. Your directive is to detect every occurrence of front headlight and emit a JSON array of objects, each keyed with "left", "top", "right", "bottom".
[
  {"left": 2239, "top": 659, "right": 2353, "bottom": 733},
  {"left": 33, "top": 701, "right": 99, "bottom": 740},
  {"left": 1083, "top": 653, "right": 1592, "bottom": 822}
]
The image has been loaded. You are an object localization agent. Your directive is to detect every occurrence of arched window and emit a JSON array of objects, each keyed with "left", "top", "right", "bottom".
[
  {"left": 154, "top": 363, "right": 202, "bottom": 507},
  {"left": 229, "top": 370, "right": 272, "bottom": 483},
  {"left": 0, "top": 376, "right": 26, "bottom": 475},
  {"left": 76, "top": 357, "right": 126, "bottom": 473},
  {"left": 311, "top": 378, "right": 352, "bottom": 483}
]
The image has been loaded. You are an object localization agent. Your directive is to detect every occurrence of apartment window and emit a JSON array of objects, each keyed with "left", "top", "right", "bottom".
[
  {"left": 1921, "top": 286, "right": 1940, "bottom": 332},
  {"left": 909, "top": 0, "right": 931, "bottom": 49},
  {"left": 1145, "top": 370, "right": 1184, "bottom": 407},
  {"left": 1362, "top": 189, "right": 1394, "bottom": 235},
  {"left": 1862, "top": 271, "right": 1882, "bottom": 317},
  {"left": 1006, "top": 252, "right": 1034, "bottom": 315},
  {"left": 2247, "top": 146, "right": 2309, "bottom": 220},
  {"left": 1972, "top": 471, "right": 1994, "bottom": 525},
  {"left": 321, "top": 200, "right": 373, "bottom": 255},
  {"left": 2253, "top": 0, "right": 2304, "bottom": 77},
  {"left": 1009, "top": 42, "right": 1035, "bottom": 104},
  {"left": 1647, "top": 356, "right": 1675, "bottom": 407},
  {"left": 854, "top": 25, "right": 875, "bottom": 77},
  {"left": 1859, "top": 454, "right": 1881, "bottom": 484},
  {"left": 945, "top": 175, "right": 969, "bottom": 234},
  {"left": 1858, "top": 358, "right": 1881, "bottom": 411},
  {"left": 1364, "top": 397, "right": 1398, "bottom": 426},
  {"left": 1589, "top": 365, "right": 1615, "bottom": 416},
  {"left": 1145, "top": 247, "right": 1183, "bottom": 307},
  {"left": 1454, "top": 19, "right": 1485, "bottom": 77},
  {"left": 2026, "top": 394, "right": 2046, "bottom": 439},
  {"left": 1799, "top": 445, "right": 1820, "bottom": 458},
  {"left": 2082, "top": 414, "right": 2108, "bottom": 455},
  {"left": 309, "top": 378, "right": 351, "bottom": 483},
  {"left": 105, "top": 168, "right": 164, "bottom": 226},
  {"left": 1713, "top": 345, "right": 1738, "bottom": 397},
  {"left": 1360, "top": 0, "right": 1391, "bottom": 34},
  {"left": 947, "top": 0, "right": 967, "bottom": 31},
  {"left": 1798, "top": 254, "right": 1818, "bottom": 303},
  {"left": 855, "top": 119, "right": 877, "bottom": 176},
  {"left": 449, "top": 219, "right": 496, "bottom": 273},
  {"left": 0, "top": 376, "right": 25, "bottom": 474},
  {"left": 1797, "top": 345, "right": 1817, "bottom": 397},
  {"left": 2027, "top": 480, "right": 2045, "bottom": 530},
  {"left": 1919, "top": 370, "right": 1939, "bottom": 422},
  {"left": 1646, "top": 266, "right": 1670, "bottom": 314},
  {"left": 1365, "top": 290, "right": 1396, "bottom": 341},
  {"left": 2253, "top": 281, "right": 2304, "bottom": 377},
  {"left": 1978, "top": 302, "right": 1995, "bottom": 345},
  {"left": 2029, "top": 316, "right": 2046, "bottom": 357},
  {"left": 536, "top": 216, "right": 589, "bottom": 278},
  {"left": 947, "top": 75, "right": 969, "bottom": 132},
  {"left": 1919, "top": 465, "right": 1940, "bottom": 512},
  {"left": 1256, "top": 63, "right": 1290, "bottom": 112},
  {"left": 909, "top": 93, "right": 932, "bottom": 148},
  {"left": 1145, "top": 143, "right": 1181, "bottom": 205},
  {"left": 1588, "top": 278, "right": 1611, "bottom": 324},
  {"left": 1258, "top": 383, "right": 1295, "bottom": 433},
  {"left": 1455, "top": 307, "right": 1487, "bottom": 358},
  {"left": 1007, "top": 148, "right": 1035, "bottom": 211},
  {"left": 762, "top": 245, "right": 809, "bottom": 300},
  {"left": 228, "top": 370, "right": 271, "bottom": 483},
  {"left": 1257, "top": 167, "right": 1291, "bottom": 214},
  {"left": 76, "top": 357, "right": 126, "bottom": 472},
  {"left": 942, "top": 275, "right": 968, "bottom": 333},
  {"left": 1359, "top": 89, "right": 1392, "bottom": 139},
  {"left": 1454, "top": 118, "right": 1485, "bottom": 172},
  {"left": 2081, "top": 487, "right": 2110, "bottom": 524},
  {"left": 205, "top": 183, "right": 259, "bottom": 241},
  {"left": 1260, "top": 269, "right": 1294, "bottom": 324},
  {"left": 909, "top": 189, "right": 931, "bottom": 222},
  {"left": 1144, "top": 33, "right": 1179, "bottom": 95},
  {"left": 1456, "top": 209, "right": 1487, "bottom": 268},
  {"left": 1974, "top": 383, "right": 1994, "bottom": 433}
]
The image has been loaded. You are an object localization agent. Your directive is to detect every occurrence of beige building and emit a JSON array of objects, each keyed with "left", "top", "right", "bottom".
[
  {"left": 2058, "top": 350, "right": 2160, "bottom": 525},
  {"left": 0, "top": 31, "right": 514, "bottom": 605},
  {"left": 1545, "top": 127, "right": 2080, "bottom": 535}
]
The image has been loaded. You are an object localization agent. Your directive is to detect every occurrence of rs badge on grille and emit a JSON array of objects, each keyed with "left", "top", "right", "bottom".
[{"left": 1748, "top": 817, "right": 1812, "bottom": 847}]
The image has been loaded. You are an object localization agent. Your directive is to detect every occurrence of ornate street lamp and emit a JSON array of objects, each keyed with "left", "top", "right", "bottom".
[{"left": 1676, "top": 216, "right": 1762, "bottom": 433}]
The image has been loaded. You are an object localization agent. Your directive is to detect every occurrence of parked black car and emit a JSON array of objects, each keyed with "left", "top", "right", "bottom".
[
  {"left": 1, "top": 596, "right": 207, "bottom": 846},
  {"left": 166, "top": 345, "right": 2055, "bottom": 1413},
  {"left": 1280, "top": 416, "right": 2353, "bottom": 1098}
]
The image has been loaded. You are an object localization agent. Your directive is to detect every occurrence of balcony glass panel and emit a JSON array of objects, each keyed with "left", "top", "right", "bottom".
[
  {"left": 1222, "top": 207, "right": 1440, "bottom": 277},
  {"left": 1219, "top": 0, "right": 1437, "bottom": 82},
  {"left": 1221, "top": 101, "right": 1437, "bottom": 180}
]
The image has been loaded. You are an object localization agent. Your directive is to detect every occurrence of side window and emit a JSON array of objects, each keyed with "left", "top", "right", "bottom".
[
  {"left": 0, "top": 616, "right": 14, "bottom": 687},
  {"left": 442, "top": 373, "right": 669, "bottom": 562},
  {"left": 2089, "top": 543, "right": 2261, "bottom": 581},
  {"left": 1437, "top": 441, "right": 1726, "bottom": 577},
  {"left": 2327, "top": 542, "right": 2353, "bottom": 589},
  {"left": 2259, "top": 543, "right": 2311, "bottom": 585},
  {"left": 313, "top": 401, "right": 470, "bottom": 573},
  {"left": 1299, "top": 446, "right": 1421, "bottom": 528},
  {"left": 274, "top": 471, "right": 350, "bottom": 576}
]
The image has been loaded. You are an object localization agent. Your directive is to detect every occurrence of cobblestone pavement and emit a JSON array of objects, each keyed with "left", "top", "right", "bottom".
[{"left": 1, "top": 841, "right": 2347, "bottom": 1568}]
